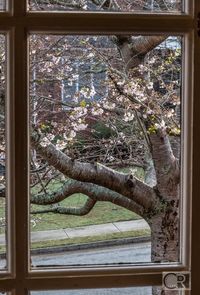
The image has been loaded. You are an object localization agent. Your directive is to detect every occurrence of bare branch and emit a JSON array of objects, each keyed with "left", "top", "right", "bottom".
[{"left": 31, "top": 197, "right": 96, "bottom": 216}]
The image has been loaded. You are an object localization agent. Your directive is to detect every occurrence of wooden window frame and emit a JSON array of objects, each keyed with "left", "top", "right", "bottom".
[{"left": 0, "top": 0, "right": 199, "bottom": 294}]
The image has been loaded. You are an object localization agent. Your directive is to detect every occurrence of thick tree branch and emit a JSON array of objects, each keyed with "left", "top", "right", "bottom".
[
  {"left": 30, "top": 178, "right": 146, "bottom": 217},
  {"left": 149, "top": 127, "right": 180, "bottom": 199},
  {"left": 0, "top": 176, "right": 145, "bottom": 217},
  {"left": 114, "top": 35, "right": 167, "bottom": 71},
  {"left": 31, "top": 131, "right": 157, "bottom": 210}
]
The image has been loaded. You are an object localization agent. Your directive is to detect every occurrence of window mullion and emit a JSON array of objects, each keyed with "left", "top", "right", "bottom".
[
  {"left": 13, "top": 22, "right": 29, "bottom": 295},
  {"left": 26, "top": 13, "right": 193, "bottom": 34},
  {"left": 13, "top": 0, "right": 26, "bottom": 16}
]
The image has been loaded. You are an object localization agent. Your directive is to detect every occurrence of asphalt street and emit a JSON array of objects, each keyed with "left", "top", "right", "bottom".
[{"left": 32, "top": 242, "right": 151, "bottom": 267}]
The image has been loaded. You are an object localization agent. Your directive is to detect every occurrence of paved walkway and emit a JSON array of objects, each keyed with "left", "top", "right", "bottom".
[{"left": 0, "top": 219, "right": 150, "bottom": 245}]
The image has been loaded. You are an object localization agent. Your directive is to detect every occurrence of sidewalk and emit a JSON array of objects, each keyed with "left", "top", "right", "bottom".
[{"left": 0, "top": 219, "right": 150, "bottom": 246}]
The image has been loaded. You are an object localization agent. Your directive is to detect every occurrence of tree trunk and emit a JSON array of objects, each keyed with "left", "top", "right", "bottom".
[
  {"left": 150, "top": 189, "right": 179, "bottom": 295},
  {"left": 150, "top": 208, "right": 179, "bottom": 294},
  {"left": 150, "top": 207, "right": 179, "bottom": 263}
]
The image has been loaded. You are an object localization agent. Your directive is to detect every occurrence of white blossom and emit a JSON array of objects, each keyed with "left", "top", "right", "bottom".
[
  {"left": 71, "top": 119, "right": 88, "bottom": 131},
  {"left": 51, "top": 122, "right": 58, "bottom": 127},
  {"left": 87, "top": 53, "right": 95, "bottom": 58},
  {"left": 56, "top": 140, "right": 66, "bottom": 150},
  {"left": 147, "top": 82, "right": 154, "bottom": 90},
  {"left": 70, "top": 107, "right": 88, "bottom": 120},
  {"left": 103, "top": 101, "right": 116, "bottom": 110},
  {"left": 40, "top": 137, "right": 50, "bottom": 147},
  {"left": 91, "top": 108, "right": 104, "bottom": 116},
  {"left": 124, "top": 112, "right": 134, "bottom": 122}
]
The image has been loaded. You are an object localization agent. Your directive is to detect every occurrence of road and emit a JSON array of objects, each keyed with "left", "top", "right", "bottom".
[{"left": 32, "top": 242, "right": 151, "bottom": 267}]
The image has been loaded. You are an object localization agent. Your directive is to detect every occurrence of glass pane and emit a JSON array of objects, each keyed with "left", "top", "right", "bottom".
[
  {"left": 31, "top": 285, "right": 190, "bottom": 294},
  {"left": 28, "top": 0, "right": 182, "bottom": 12},
  {"left": 0, "top": 0, "right": 5, "bottom": 10},
  {"left": 31, "top": 287, "right": 155, "bottom": 295},
  {"left": 29, "top": 34, "right": 182, "bottom": 267},
  {"left": 0, "top": 35, "right": 7, "bottom": 270}
]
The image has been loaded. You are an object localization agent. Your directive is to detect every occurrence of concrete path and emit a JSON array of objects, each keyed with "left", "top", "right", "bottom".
[{"left": 0, "top": 219, "right": 150, "bottom": 245}]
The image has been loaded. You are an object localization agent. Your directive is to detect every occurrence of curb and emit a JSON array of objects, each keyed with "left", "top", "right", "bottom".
[
  {"left": 0, "top": 236, "right": 151, "bottom": 259},
  {"left": 32, "top": 235, "right": 151, "bottom": 256}
]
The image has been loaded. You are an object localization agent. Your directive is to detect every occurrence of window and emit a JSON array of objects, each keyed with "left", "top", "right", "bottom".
[{"left": 0, "top": 0, "right": 199, "bottom": 295}]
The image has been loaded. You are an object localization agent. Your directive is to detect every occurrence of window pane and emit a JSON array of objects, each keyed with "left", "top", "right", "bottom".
[
  {"left": 29, "top": 34, "right": 182, "bottom": 267},
  {"left": 31, "top": 287, "right": 155, "bottom": 295},
  {"left": 28, "top": 0, "right": 182, "bottom": 12},
  {"left": 0, "top": 0, "right": 5, "bottom": 10},
  {"left": 0, "top": 35, "right": 7, "bottom": 270}
]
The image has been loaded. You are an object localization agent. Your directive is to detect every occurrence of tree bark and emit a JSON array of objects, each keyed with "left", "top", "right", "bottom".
[{"left": 150, "top": 203, "right": 179, "bottom": 263}]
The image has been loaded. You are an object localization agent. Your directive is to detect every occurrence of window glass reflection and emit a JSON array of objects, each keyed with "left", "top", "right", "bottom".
[
  {"left": 31, "top": 287, "right": 153, "bottom": 295},
  {"left": 0, "top": 35, "right": 7, "bottom": 270},
  {"left": 28, "top": 0, "right": 182, "bottom": 13}
]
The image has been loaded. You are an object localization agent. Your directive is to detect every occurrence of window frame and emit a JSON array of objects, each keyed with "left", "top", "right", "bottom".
[{"left": 0, "top": 0, "right": 199, "bottom": 294}]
